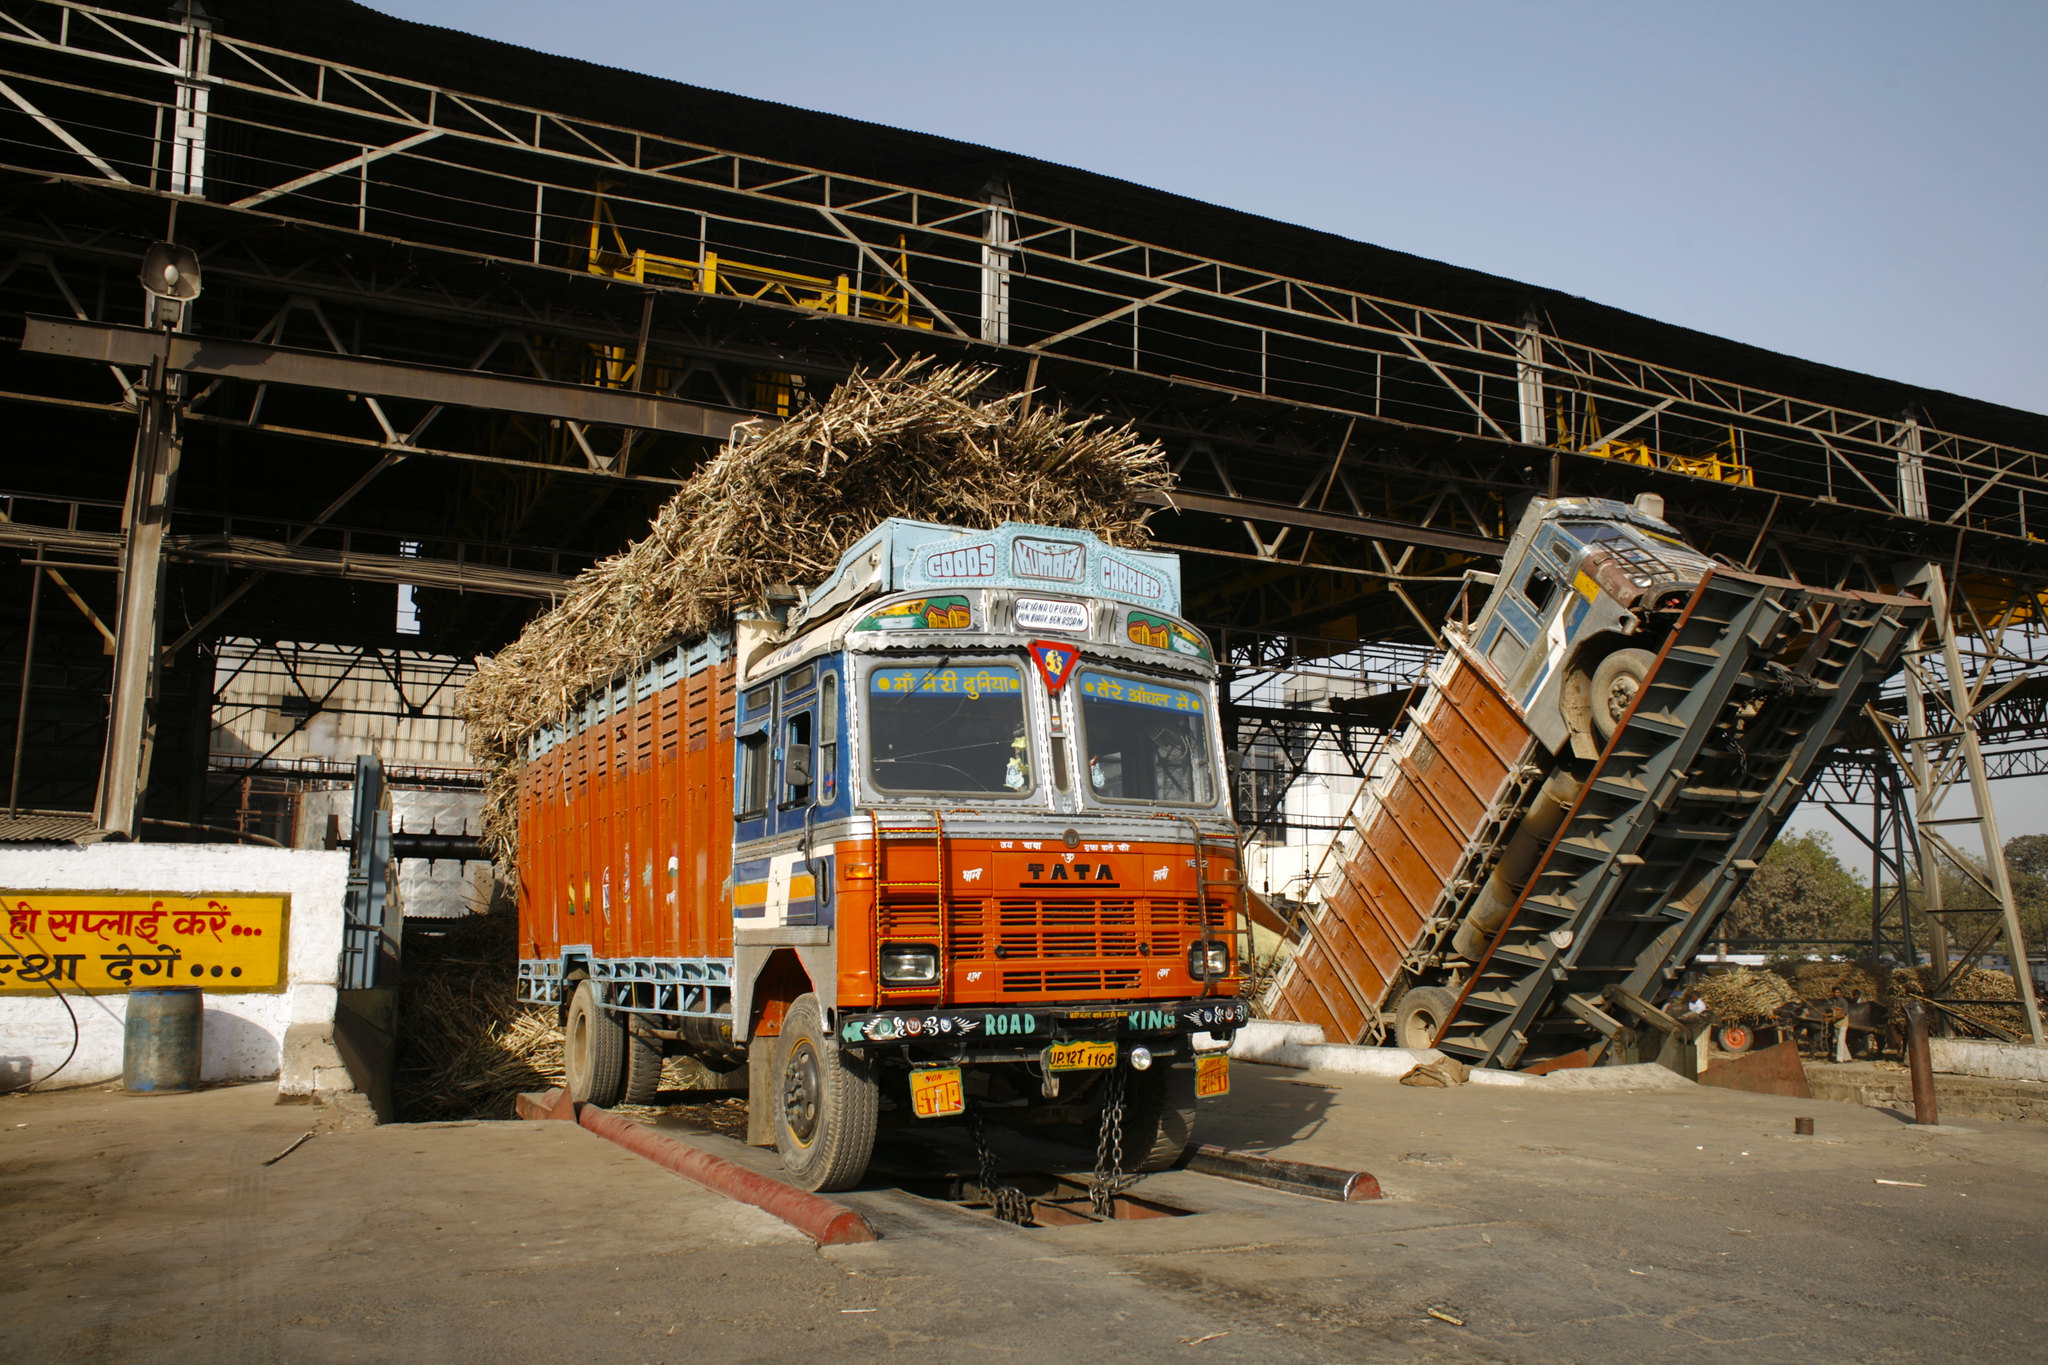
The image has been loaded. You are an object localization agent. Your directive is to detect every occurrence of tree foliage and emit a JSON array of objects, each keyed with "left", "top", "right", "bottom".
[
  {"left": 1998, "top": 833, "right": 2048, "bottom": 946},
  {"left": 1721, "top": 830, "right": 1867, "bottom": 943}
]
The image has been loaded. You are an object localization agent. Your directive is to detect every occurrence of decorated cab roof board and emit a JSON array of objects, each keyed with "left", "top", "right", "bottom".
[{"left": 795, "top": 519, "right": 1182, "bottom": 628}]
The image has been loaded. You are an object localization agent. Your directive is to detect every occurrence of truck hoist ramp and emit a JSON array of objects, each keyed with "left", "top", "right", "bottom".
[{"left": 1435, "top": 570, "right": 1928, "bottom": 1068}]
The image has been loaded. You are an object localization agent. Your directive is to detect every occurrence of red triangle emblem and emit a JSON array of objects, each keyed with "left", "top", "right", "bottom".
[{"left": 1030, "top": 640, "right": 1081, "bottom": 693}]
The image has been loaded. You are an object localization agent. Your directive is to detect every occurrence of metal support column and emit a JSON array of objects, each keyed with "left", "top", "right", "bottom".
[
  {"left": 1895, "top": 563, "right": 2045, "bottom": 1043},
  {"left": 94, "top": 354, "right": 183, "bottom": 837},
  {"left": 1899, "top": 601, "right": 1952, "bottom": 978},
  {"left": 979, "top": 184, "right": 1015, "bottom": 346},
  {"left": 1894, "top": 413, "right": 1929, "bottom": 522},
  {"left": 1516, "top": 315, "right": 1545, "bottom": 448},
  {"left": 8, "top": 563, "right": 42, "bottom": 813},
  {"left": 168, "top": 7, "right": 212, "bottom": 197}
]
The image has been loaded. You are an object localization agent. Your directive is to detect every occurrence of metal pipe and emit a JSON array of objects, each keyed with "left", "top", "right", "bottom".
[
  {"left": 1904, "top": 1001, "right": 1939, "bottom": 1126},
  {"left": 138, "top": 817, "right": 284, "bottom": 847},
  {"left": 1186, "top": 1144, "right": 1381, "bottom": 1202}
]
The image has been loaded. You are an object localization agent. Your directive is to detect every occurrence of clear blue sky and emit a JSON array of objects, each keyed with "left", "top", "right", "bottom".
[{"left": 373, "top": 0, "right": 2048, "bottom": 843}]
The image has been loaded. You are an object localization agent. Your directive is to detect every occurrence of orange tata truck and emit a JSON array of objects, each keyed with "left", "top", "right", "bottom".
[{"left": 512, "top": 520, "right": 1247, "bottom": 1189}]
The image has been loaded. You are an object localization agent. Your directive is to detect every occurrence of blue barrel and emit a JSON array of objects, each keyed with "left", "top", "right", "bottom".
[{"left": 124, "top": 987, "right": 204, "bottom": 1093}]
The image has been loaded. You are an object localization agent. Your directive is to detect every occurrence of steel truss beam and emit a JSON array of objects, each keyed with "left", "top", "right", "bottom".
[
  {"left": 22, "top": 315, "right": 753, "bottom": 439},
  {"left": 0, "top": 0, "right": 2044, "bottom": 541},
  {"left": 0, "top": 505, "right": 570, "bottom": 596}
]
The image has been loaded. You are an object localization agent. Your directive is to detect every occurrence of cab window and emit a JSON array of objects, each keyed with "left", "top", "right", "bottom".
[
  {"left": 1076, "top": 671, "right": 1215, "bottom": 806},
  {"left": 865, "top": 662, "right": 1032, "bottom": 797}
]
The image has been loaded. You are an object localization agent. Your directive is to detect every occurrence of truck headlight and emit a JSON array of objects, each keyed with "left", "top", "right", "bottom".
[
  {"left": 880, "top": 944, "right": 940, "bottom": 986},
  {"left": 1187, "top": 940, "right": 1230, "bottom": 978}
]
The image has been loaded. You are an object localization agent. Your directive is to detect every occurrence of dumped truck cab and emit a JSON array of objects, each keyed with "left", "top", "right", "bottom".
[
  {"left": 1266, "top": 495, "right": 1929, "bottom": 1071},
  {"left": 514, "top": 520, "right": 1245, "bottom": 1189}
]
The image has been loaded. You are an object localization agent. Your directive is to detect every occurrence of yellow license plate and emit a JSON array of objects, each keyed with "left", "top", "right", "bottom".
[
  {"left": 1195, "top": 1054, "right": 1230, "bottom": 1097},
  {"left": 1048, "top": 1040, "right": 1118, "bottom": 1072},
  {"left": 909, "top": 1067, "right": 964, "bottom": 1119}
]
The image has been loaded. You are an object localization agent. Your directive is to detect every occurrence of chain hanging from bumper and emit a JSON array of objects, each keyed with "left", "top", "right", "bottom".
[
  {"left": 1090, "top": 1067, "right": 1136, "bottom": 1216},
  {"left": 966, "top": 1104, "right": 1032, "bottom": 1226}
]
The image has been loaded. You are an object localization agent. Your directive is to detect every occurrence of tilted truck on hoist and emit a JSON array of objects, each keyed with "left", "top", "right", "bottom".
[
  {"left": 512, "top": 520, "right": 1247, "bottom": 1189},
  {"left": 1265, "top": 494, "right": 1929, "bottom": 1070}
]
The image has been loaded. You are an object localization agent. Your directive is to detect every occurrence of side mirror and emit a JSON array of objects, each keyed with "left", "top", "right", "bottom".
[{"left": 785, "top": 744, "right": 812, "bottom": 788}]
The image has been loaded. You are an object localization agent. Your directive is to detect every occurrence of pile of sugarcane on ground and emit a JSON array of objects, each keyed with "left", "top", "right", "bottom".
[
  {"left": 1691, "top": 961, "right": 2026, "bottom": 1039},
  {"left": 1693, "top": 968, "right": 1802, "bottom": 1024},
  {"left": 457, "top": 359, "right": 1170, "bottom": 864},
  {"left": 393, "top": 905, "right": 563, "bottom": 1122},
  {"left": 1890, "top": 964, "right": 2028, "bottom": 1038},
  {"left": 393, "top": 903, "right": 753, "bottom": 1127}
]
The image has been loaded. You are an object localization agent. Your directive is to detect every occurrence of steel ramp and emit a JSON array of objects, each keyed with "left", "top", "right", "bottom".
[{"left": 1433, "top": 569, "right": 1930, "bottom": 1069}]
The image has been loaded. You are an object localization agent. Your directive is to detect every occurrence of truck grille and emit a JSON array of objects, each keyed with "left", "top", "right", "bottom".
[
  {"left": 875, "top": 893, "right": 1224, "bottom": 1001},
  {"left": 1002, "top": 968, "right": 1145, "bottom": 993}
]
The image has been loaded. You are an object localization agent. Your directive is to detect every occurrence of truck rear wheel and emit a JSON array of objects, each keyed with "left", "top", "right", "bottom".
[
  {"left": 1119, "top": 1061, "right": 1199, "bottom": 1172},
  {"left": 1590, "top": 647, "right": 1656, "bottom": 742},
  {"left": 1394, "top": 985, "right": 1458, "bottom": 1050},
  {"left": 565, "top": 980, "right": 626, "bottom": 1108},
  {"left": 622, "top": 1028, "right": 664, "bottom": 1106},
  {"left": 772, "top": 994, "right": 878, "bottom": 1192}
]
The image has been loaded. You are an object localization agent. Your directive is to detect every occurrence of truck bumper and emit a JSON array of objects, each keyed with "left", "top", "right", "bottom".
[{"left": 834, "top": 997, "right": 1247, "bottom": 1054}]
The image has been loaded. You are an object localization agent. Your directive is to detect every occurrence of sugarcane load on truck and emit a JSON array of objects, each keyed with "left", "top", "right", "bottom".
[
  {"left": 1266, "top": 493, "right": 1929, "bottom": 1072},
  {"left": 460, "top": 363, "right": 1243, "bottom": 1192}
]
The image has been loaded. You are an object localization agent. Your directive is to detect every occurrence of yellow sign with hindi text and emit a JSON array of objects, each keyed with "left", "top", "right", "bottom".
[{"left": 0, "top": 892, "right": 289, "bottom": 994}]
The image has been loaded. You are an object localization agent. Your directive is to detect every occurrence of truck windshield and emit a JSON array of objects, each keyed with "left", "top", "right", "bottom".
[
  {"left": 1077, "top": 670, "right": 1215, "bottom": 805},
  {"left": 1561, "top": 520, "right": 1713, "bottom": 576},
  {"left": 865, "top": 663, "right": 1032, "bottom": 796}
]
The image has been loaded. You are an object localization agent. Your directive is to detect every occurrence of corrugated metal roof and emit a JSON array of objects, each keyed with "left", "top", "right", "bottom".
[{"left": 0, "top": 811, "right": 100, "bottom": 844}]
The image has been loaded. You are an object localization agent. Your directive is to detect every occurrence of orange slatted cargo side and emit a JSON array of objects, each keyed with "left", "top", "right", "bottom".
[
  {"left": 1271, "top": 652, "right": 1531, "bottom": 1042},
  {"left": 518, "top": 654, "right": 737, "bottom": 969}
]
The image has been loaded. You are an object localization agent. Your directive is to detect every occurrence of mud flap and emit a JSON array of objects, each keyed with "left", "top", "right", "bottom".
[{"left": 746, "top": 1042, "right": 777, "bottom": 1147}]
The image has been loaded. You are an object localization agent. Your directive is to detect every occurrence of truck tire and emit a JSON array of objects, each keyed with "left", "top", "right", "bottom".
[
  {"left": 772, "top": 994, "right": 878, "bottom": 1192},
  {"left": 1119, "top": 1061, "right": 1199, "bottom": 1172},
  {"left": 565, "top": 980, "right": 627, "bottom": 1108},
  {"left": 1394, "top": 985, "right": 1458, "bottom": 1050},
  {"left": 1590, "top": 648, "right": 1656, "bottom": 742},
  {"left": 1716, "top": 1022, "right": 1754, "bottom": 1054},
  {"left": 622, "top": 1028, "right": 664, "bottom": 1107}
]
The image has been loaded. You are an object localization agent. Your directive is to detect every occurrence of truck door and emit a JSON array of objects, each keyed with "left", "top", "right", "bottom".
[
  {"left": 773, "top": 664, "right": 823, "bottom": 926},
  {"left": 1477, "top": 526, "right": 1579, "bottom": 688},
  {"left": 1504, "top": 528, "right": 1582, "bottom": 701}
]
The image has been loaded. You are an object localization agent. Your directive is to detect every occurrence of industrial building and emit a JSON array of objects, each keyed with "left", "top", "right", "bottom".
[{"left": 1, "top": 0, "right": 2042, "bottom": 1024}]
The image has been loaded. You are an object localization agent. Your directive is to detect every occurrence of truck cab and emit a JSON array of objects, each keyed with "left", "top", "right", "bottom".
[{"left": 1462, "top": 495, "right": 1716, "bottom": 759}]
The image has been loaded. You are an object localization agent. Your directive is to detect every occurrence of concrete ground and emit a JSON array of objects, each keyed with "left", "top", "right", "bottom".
[{"left": 3, "top": 1063, "right": 2044, "bottom": 1364}]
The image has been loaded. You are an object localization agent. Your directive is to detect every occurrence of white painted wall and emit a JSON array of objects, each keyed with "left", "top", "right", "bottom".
[
  {"left": 0, "top": 844, "right": 347, "bottom": 1091},
  {"left": 1929, "top": 1037, "right": 2048, "bottom": 1085}
]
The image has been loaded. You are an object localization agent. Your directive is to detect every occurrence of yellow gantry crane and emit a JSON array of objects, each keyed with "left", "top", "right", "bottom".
[
  {"left": 584, "top": 184, "right": 931, "bottom": 393},
  {"left": 1558, "top": 395, "right": 1755, "bottom": 487}
]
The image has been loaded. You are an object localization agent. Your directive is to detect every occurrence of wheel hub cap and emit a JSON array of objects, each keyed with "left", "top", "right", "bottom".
[{"left": 783, "top": 1043, "right": 822, "bottom": 1144}]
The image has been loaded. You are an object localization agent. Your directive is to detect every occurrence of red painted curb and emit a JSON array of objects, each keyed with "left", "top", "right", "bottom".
[{"left": 571, "top": 1105, "right": 878, "bottom": 1246}]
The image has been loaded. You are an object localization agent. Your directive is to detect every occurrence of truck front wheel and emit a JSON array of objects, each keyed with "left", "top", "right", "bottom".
[
  {"left": 1118, "top": 1061, "right": 1199, "bottom": 1172},
  {"left": 565, "top": 980, "right": 627, "bottom": 1108},
  {"left": 1590, "top": 648, "right": 1656, "bottom": 742},
  {"left": 772, "top": 994, "right": 879, "bottom": 1192}
]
